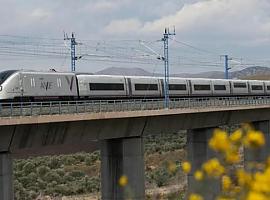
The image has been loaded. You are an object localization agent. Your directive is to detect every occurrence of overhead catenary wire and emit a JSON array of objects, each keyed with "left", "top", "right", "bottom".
[
  {"left": 169, "top": 37, "right": 220, "bottom": 56},
  {"left": 0, "top": 34, "right": 269, "bottom": 73}
]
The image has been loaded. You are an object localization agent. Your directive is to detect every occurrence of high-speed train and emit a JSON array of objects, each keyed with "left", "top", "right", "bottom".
[{"left": 0, "top": 69, "right": 270, "bottom": 101}]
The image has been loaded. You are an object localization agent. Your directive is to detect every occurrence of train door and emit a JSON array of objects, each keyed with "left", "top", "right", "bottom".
[
  {"left": 160, "top": 79, "right": 164, "bottom": 97},
  {"left": 188, "top": 80, "right": 192, "bottom": 96},
  {"left": 21, "top": 73, "right": 40, "bottom": 97},
  {"left": 22, "top": 74, "right": 39, "bottom": 97},
  {"left": 126, "top": 77, "right": 132, "bottom": 97},
  {"left": 21, "top": 73, "right": 29, "bottom": 97},
  {"left": 5, "top": 73, "right": 21, "bottom": 95}
]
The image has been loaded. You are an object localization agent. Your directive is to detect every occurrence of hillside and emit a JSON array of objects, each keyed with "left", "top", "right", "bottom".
[
  {"left": 239, "top": 74, "right": 270, "bottom": 80},
  {"left": 95, "top": 66, "right": 270, "bottom": 79},
  {"left": 95, "top": 67, "right": 156, "bottom": 76},
  {"left": 233, "top": 66, "right": 270, "bottom": 79}
]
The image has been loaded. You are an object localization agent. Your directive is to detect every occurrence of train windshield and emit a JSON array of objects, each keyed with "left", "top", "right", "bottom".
[{"left": 0, "top": 70, "right": 17, "bottom": 85}]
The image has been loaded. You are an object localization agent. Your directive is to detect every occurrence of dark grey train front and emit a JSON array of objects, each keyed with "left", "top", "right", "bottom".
[{"left": 0, "top": 70, "right": 270, "bottom": 101}]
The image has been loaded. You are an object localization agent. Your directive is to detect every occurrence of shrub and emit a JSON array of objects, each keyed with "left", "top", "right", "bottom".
[
  {"left": 22, "top": 162, "right": 35, "bottom": 175},
  {"left": 48, "top": 157, "right": 61, "bottom": 169},
  {"left": 62, "top": 156, "right": 76, "bottom": 165},
  {"left": 69, "top": 170, "right": 85, "bottom": 178},
  {"left": 150, "top": 166, "right": 171, "bottom": 187},
  {"left": 37, "top": 166, "right": 50, "bottom": 178},
  {"left": 44, "top": 171, "right": 62, "bottom": 183}
]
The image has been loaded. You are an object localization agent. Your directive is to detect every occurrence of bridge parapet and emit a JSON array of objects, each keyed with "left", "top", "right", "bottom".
[{"left": 0, "top": 96, "right": 270, "bottom": 118}]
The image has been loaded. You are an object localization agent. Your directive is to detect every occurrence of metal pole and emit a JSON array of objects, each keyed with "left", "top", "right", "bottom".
[
  {"left": 163, "top": 30, "right": 169, "bottom": 108},
  {"left": 162, "top": 27, "right": 176, "bottom": 108},
  {"left": 71, "top": 33, "right": 76, "bottom": 72},
  {"left": 64, "top": 32, "right": 77, "bottom": 72},
  {"left": 225, "top": 55, "right": 229, "bottom": 79}
]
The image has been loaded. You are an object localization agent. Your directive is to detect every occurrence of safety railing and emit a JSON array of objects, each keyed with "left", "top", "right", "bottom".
[{"left": 0, "top": 96, "right": 270, "bottom": 118}]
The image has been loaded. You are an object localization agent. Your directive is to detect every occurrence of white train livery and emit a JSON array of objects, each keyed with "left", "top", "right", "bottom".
[{"left": 0, "top": 70, "right": 269, "bottom": 101}]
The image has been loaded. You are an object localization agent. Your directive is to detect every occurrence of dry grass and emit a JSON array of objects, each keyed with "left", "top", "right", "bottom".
[{"left": 240, "top": 74, "right": 270, "bottom": 80}]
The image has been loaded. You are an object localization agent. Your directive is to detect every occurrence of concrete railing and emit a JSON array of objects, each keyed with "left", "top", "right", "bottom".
[{"left": 0, "top": 96, "right": 270, "bottom": 118}]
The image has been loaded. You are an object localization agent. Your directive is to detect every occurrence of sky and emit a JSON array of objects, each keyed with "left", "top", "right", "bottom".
[{"left": 0, "top": 0, "right": 270, "bottom": 74}]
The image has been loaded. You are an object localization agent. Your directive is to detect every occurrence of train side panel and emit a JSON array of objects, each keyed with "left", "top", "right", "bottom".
[
  {"left": 248, "top": 80, "right": 265, "bottom": 95},
  {"left": 211, "top": 79, "right": 231, "bottom": 96},
  {"left": 167, "top": 78, "right": 189, "bottom": 97},
  {"left": 264, "top": 81, "right": 270, "bottom": 95},
  {"left": 77, "top": 75, "right": 128, "bottom": 98},
  {"left": 128, "top": 76, "right": 161, "bottom": 97},
  {"left": 189, "top": 79, "right": 212, "bottom": 96},
  {"left": 0, "top": 71, "right": 78, "bottom": 100},
  {"left": 21, "top": 72, "right": 78, "bottom": 98},
  {"left": 230, "top": 80, "right": 249, "bottom": 95}
]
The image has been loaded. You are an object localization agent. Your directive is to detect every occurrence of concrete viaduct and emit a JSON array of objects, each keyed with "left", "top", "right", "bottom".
[{"left": 1, "top": 97, "right": 270, "bottom": 199}]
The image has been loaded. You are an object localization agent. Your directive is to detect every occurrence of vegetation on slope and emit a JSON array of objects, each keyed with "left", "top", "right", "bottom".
[{"left": 14, "top": 131, "right": 186, "bottom": 200}]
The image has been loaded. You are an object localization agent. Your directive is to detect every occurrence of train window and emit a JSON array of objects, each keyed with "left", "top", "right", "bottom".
[
  {"left": 251, "top": 85, "right": 263, "bottom": 90},
  {"left": 233, "top": 82, "right": 247, "bottom": 88},
  {"left": 135, "top": 84, "right": 158, "bottom": 91},
  {"left": 214, "top": 85, "right": 226, "bottom": 90},
  {"left": 267, "top": 86, "right": 270, "bottom": 90},
  {"left": 89, "top": 83, "right": 124, "bottom": 90},
  {"left": 194, "top": 84, "right": 211, "bottom": 91},
  {"left": 0, "top": 70, "right": 17, "bottom": 85},
  {"left": 169, "top": 84, "right": 186, "bottom": 90}
]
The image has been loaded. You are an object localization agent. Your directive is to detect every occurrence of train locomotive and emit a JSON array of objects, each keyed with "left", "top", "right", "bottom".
[{"left": 0, "top": 69, "right": 270, "bottom": 101}]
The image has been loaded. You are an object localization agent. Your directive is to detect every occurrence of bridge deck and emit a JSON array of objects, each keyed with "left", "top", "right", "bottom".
[
  {"left": 1, "top": 103, "right": 270, "bottom": 126},
  {"left": 0, "top": 96, "right": 270, "bottom": 124}
]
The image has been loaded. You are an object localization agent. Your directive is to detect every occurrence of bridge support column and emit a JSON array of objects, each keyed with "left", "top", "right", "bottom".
[
  {"left": 0, "top": 152, "right": 13, "bottom": 200},
  {"left": 187, "top": 128, "right": 219, "bottom": 200},
  {"left": 100, "top": 137, "right": 145, "bottom": 200},
  {"left": 245, "top": 121, "right": 270, "bottom": 165}
]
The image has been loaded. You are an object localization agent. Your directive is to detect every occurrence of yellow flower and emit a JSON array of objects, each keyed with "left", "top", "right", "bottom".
[
  {"left": 244, "top": 130, "right": 265, "bottom": 148},
  {"left": 209, "top": 129, "right": 231, "bottom": 152},
  {"left": 236, "top": 169, "right": 252, "bottom": 187},
  {"left": 167, "top": 161, "right": 177, "bottom": 173},
  {"left": 225, "top": 150, "right": 240, "bottom": 164},
  {"left": 118, "top": 175, "right": 128, "bottom": 187},
  {"left": 246, "top": 191, "right": 268, "bottom": 200},
  {"left": 266, "top": 157, "right": 270, "bottom": 167},
  {"left": 182, "top": 161, "right": 191, "bottom": 174},
  {"left": 189, "top": 193, "right": 204, "bottom": 200},
  {"left": 230, "top": 129, "right": 243, "bottom": 144},
  {"left": 194, "top": 170, "right": 204, "bottom": 181},
  {"left": 251, "top": 168, "right": 270, "bottom": 193},
  {"left": 222, "top": 175, "right": 232, "bottom": 191},
  {"left": 202, "top": 158, "right": 225, "bottom": 178}
]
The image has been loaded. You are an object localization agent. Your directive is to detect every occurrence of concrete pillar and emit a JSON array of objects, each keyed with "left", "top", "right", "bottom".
[
  {"left": 0, "top": 152, "right": 13, "bottom": 200},
  {"left": 244, "top": 121, "right": 270, "bottom": 165},
  {"left": 187, "top": 128, "right": 219, "bottom": 200},
  {"left": 100, "top": 137, "right": 145, "bottom": 200}
]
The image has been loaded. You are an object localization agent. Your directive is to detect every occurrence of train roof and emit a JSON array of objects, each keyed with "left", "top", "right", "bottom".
[
  {"left": 12, "top": 69, "right": 75, "bottom": 75},
  {"left": 3, "top": 70, "right": 270, "bottom": 82}
]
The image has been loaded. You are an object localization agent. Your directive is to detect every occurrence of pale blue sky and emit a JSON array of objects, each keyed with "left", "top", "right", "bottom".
[{"left": 0, "top": 0, "right": 270, "bottom": 74}]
